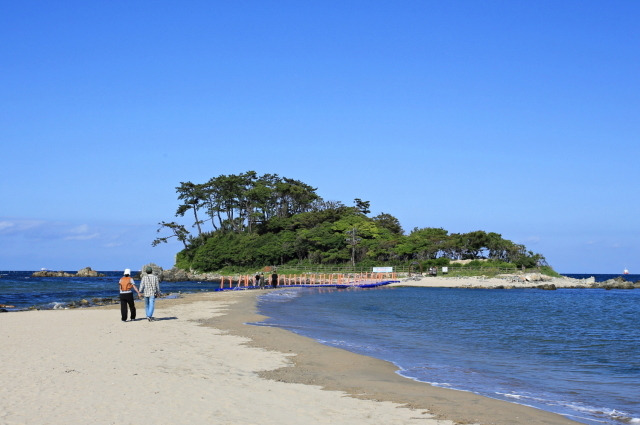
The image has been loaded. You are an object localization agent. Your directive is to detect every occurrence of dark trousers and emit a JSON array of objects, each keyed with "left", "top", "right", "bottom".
[{"left": 119, "top": 292, "right": 136, "bottom": 321}]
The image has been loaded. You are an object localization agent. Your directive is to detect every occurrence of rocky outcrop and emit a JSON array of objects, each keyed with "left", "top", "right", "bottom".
[
  {"left": 32, "top": 270, "right": 74, "bottom": 277},
  {"left": 162, "top": 267, "right": 189, "bottom": 281},
  {"left": 133, "top": 264, "right": 222, "bottom": 282},
  {"left": 32, "top": 267, "right": 105, "bottom": 278},
  {"left": 76, "top": 267, "right": 103, "bottom": 277},
  {"left": 138, "top": 263, "right": 165, "bottom": 281},
  {"left": 522, "top": 273, "right": 552, "bottom": 282},
  {"left": 182, "top": 270, "right": 221, "bottom": 282},
  {"left": 598, "top": 277, "right": 637, "bottom": 290}
]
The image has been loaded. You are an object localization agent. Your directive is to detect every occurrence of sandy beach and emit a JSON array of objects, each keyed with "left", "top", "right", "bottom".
[
  {"left": 0, "top": 284, "right": 581, "bottom": 425},
  {"left": 388, "top": 274, "right": 592, "bottom": 289}
]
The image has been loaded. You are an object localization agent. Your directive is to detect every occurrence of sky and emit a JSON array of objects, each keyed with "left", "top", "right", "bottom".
[{"left": 1, "top": 1, "right": 638, "bottom": 273}]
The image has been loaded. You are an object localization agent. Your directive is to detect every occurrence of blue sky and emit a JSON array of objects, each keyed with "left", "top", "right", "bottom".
[{"left": 1, "top": 1, "right": 638, "bottom": 273}]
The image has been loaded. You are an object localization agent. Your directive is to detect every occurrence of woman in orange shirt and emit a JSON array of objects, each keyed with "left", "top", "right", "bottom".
[{"left": 119, "top": 268, "right": 141, "bottom": 322}]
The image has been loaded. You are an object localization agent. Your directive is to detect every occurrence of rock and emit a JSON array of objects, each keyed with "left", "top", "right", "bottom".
[
  {"left": 537, "top": 284, "right": 557, "bottom": 290},
  {"left": 32, "top": 270, "right": 74, "bottom": 277},
  {"left": 76, "top": 267, "right": 105, "bottom": 277},
  {"left": 185, "top": 271, "right": 222, "bottom": 282},
  {"left": 599, "top": 278, "right": 635, "bottom": 289},
  {"left": 163, "top": 267, "right": 189, "bottom": 282},
  {"left": 523, "top": 273, "right": 552, "bottom": 282},
  {"left": 32, "top": 268, "right": 104, "bottom": 278},
  {"left": 140, "top": 263, "right": 164, "bottom": 282}
]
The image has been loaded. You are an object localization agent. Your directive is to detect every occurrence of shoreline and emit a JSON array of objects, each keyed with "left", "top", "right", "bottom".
[
  {"left": 213, "top": 289, "right": 581, "bottom": 425},
  {"left": 1, "top": 288, "right": 582, "bottom": 424}
]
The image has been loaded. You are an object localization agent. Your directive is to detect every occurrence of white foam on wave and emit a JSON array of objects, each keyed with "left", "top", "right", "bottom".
[
  {"left": 318, "top": 338, "right": 385, "bottom": 354},
  {"left": 541, "top": 398, "right": 639, "bottom": 425},
  {"left": 257, "top": 288, "right": 304, "bottom": 303}
]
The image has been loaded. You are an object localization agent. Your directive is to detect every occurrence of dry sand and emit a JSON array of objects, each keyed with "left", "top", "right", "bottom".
[
  {"left": 0, "top": 286, "right": 581, "bottom": 425},
  {"left": 389, "top": 274, "right": 590, "bottom": 289}
]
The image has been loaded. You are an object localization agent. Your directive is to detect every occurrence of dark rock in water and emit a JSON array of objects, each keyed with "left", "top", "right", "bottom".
[
  {"left": 76, "top": 267, "right": 105, "bottom": 277},
  {"left": 600, "top": 278, "right": 635, "bottom": 289},
  {"left": 32, "top": 267, "right": 105, "bottom": 278},
  {"left": 32, "top": 270, "right": 74, "bottom": 277},
  {"left": 91, "top": 297, "right": 116, "bottom": 306},
  {"left": 605, "top": 277, "right": 629, "bottom": 286},
  {"left": 537, "top": 284, "right": 557, "bottom": 290},
  {"left": 0, "top": 308, "right": 7, "bottom": 313}
]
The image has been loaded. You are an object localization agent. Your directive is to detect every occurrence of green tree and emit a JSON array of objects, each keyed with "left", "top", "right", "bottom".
[
  {"left": 354, "top": 198, "right": 371, "bottom": 215},
  {"left": 152, "top": 221, "right": 190, "bottom": 249},
  {"left": 175, "top": 181, "right": 206, "bottom": 237},
  {"left": 373, "top": 212, "right": 404, "bottom": 235}
]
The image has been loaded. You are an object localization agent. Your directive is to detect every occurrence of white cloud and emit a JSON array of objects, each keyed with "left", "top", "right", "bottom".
[
  {"left": 0, "top": 221, "right": 15, "bottom": 231},
  {"left": 0, "top": 219, "right": 45, "bottom": 235},
  {"left": 0, "top": 218, "right": 103, "bottom": 241},
  {"left": 63, "top": 224, "right": 99, "bottom": 240},
  {"left": 69, "top": 224, "right": 90, "bottom": 234}
]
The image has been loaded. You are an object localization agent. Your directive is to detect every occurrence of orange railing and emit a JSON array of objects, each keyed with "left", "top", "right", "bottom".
[{"left": 218, "top": 272, "right": 397, "bottom": 289}]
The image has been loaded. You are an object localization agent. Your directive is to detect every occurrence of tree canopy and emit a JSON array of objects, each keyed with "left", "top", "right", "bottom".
[{"left": 154, "top": 171, "right": 546, "bottom": 272}]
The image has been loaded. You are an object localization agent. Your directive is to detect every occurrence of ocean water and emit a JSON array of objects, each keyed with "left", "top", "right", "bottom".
[
  {"left": 0, "top": 271, "right": 221, "bottom": 310},
  {"left": 255, "top": 283, "right": 640, "bottom": 425}
]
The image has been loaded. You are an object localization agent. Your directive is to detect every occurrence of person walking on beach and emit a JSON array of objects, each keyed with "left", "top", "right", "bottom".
[
  {"left": 254, "top": 273, "right": 261, "bottom": 288},
  {"left": 119, "top": 268, "right": 141, "bottom": 322},
  {"left": 139, "top": 266, "right": 160, "bottom": 322},
  {"left": 271, "top": 271, "right": 278, "bottom": 288}
]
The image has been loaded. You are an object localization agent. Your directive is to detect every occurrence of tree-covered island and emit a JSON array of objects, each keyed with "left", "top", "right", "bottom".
[{"left": 154, "top": 171, "right": 550, "bottom": 275}]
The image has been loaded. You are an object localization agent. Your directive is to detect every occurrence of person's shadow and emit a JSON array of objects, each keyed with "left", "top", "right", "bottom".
[
  {"left": 131, "top": 317, "right": 178, "bottom": 321},
  {"left": 153, "top": 317, "right": 178, "bottom": 321}
]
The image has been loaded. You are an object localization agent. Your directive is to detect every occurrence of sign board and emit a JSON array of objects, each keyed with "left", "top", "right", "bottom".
[{"left": 372, "top": 267, "right": 393, "bottom": 273}]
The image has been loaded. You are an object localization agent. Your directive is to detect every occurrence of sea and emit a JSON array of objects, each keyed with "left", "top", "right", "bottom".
[
  {"left": 1, "top": 271, "right": 639, "bottom": 425},
  {"left": 0, "top": 270, "right": 222, "bottom": 310}
]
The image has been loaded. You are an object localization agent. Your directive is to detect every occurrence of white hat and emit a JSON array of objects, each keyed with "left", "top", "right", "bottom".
[{"left": 124, "top": 268, "right": 131, "bottom": 275}]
